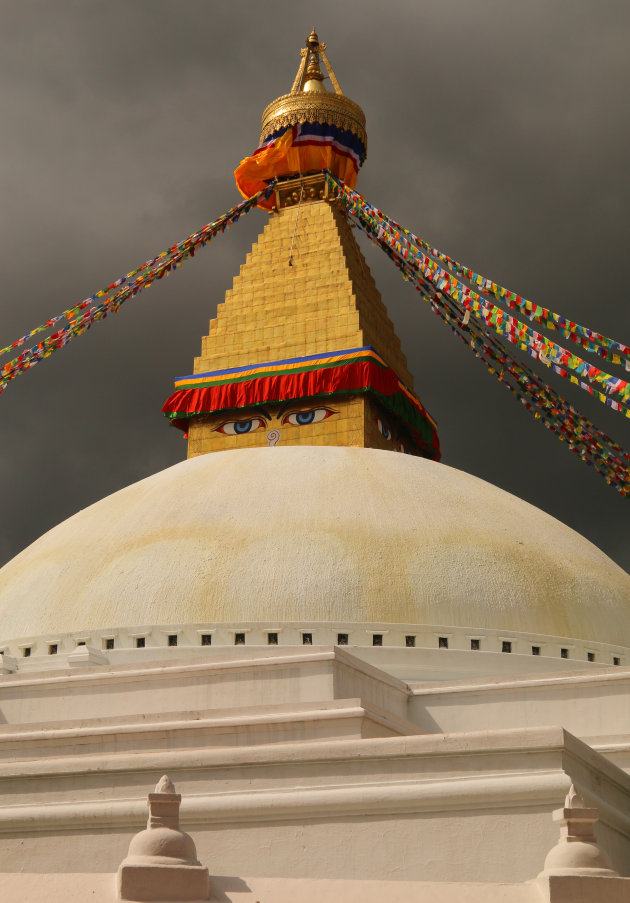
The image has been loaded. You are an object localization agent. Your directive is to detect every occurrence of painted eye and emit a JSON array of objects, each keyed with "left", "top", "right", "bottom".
[
  {"left": 398, "top": 441, "right": 412, "bottom": 455},
  {"left": 215, "top": 418, "right": 265, "bottom": 435},
  {"left": 282, "top": 408, "right": 336, "bottom": 426},
  {"left": 376, "top": 418, "right": 392, "bottom": 440}
]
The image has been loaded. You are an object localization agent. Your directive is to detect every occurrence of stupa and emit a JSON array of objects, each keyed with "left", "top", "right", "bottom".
[{"left": 1, "top": 30, "right": 630, "bottom": 903}]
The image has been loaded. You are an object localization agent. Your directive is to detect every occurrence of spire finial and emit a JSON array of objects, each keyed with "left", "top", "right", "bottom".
[
  {"left": 300, "top": 28, "right": 326, "bottom": 94},
  {"left": 154, "top": 774, "right": 176, "bottom": 795},
  {"left": 288, "top": 29, "right": 346, "bottom": 96},
  {"left": 564, "top": 783, "right": 584, "bottom": 809}
]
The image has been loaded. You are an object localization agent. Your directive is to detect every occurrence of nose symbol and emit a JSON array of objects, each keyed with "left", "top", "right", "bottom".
[{"left": 266, "top": 429, "right": 281, "bottom": 447}]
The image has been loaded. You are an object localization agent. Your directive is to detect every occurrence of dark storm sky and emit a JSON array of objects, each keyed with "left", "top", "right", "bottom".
[{"left": 0, "top": 1, "right": 628, "bottom": 572}]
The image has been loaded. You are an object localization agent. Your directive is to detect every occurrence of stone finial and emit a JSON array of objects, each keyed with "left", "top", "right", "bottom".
[
  {"left": 538, "top": 783, "right": 619, "bottom": 878},
  {"left": 565, "top": 784, "right": 584, "bottom": 809},
  {"left": 146, "top": 775, "right": 182, "bottom": 832},
  {"left": 155, "top": 774, "right": 176, "bottom": 795},
  {"left": 117, "top": 775, "right": 210, "bottom": 901}
]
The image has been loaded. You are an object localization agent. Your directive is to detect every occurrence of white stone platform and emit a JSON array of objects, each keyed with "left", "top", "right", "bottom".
[{"left": 1, "top": 648, "right": 630, "bottom": 883}]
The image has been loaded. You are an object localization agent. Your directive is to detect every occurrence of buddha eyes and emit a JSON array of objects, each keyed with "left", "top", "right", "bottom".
[
  {"left": 376, "top": 418, "right": 392, "bottom": 440},
  {"left": 282, "top": 408, "right": 336, "bottom": 426},
  {"left": 215, "top": 418, "right": 265, "bottom": 435},
  {"left": 213, "top": 407, "right": 336, "bottom": 435},
  {"left": 376, "top": 419, "right": 412, "bottom": 453}
]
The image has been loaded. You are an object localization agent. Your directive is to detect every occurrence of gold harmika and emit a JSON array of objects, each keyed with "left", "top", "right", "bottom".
[
  {"left": 273, "top": 173, "right": 330, "bottom": 210},
  {"left": 259, "top": 30, "right": 367, "bottom": 153}
]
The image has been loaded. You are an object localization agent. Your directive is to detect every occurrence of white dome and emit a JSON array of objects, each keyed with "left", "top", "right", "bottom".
[{"left": 0, "top": 446, "right": 629, "bottom": 647}]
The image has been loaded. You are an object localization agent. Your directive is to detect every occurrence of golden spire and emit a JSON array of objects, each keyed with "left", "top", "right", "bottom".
[
  {"left": 289, "top": 28, "right": 343, "bottom": 96},
  {"left": 303, "top": 49, "right": 326, "bottom": 94},
  {"left": 169, "top": 32, "right": 438, "bottom": 460},
  {"left": 260, "top": 30, "right": 366, "bottom": 151}
]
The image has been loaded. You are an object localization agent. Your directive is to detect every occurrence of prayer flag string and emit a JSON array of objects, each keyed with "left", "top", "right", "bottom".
[
  {"left": 326, "top": 174, "right": 629, "bottom": 496},
  {"left": 327, "top": 178, "right": 629, "bottom": 413},
  {"left": 344, "top": 194, "right": 629, "bottom": 366},
  {"left": 0, "top": 185, "right": 275, "bottom": 395},
  {"left": 395, "top": 230, "right": 629, "bottom": 365}
]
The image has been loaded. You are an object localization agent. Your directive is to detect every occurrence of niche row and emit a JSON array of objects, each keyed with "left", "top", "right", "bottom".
[{"left": 12, "top": 630, "right": 623, "bottom": 666}]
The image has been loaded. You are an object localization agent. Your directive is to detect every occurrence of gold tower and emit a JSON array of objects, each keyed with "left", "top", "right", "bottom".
[{"left": 165, "top": 32, "right": 439, "bottom": 461}]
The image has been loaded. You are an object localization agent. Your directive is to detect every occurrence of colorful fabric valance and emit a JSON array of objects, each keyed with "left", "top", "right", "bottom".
[{"left": 163, "top": 346, "right": 440, "bottom": 459}]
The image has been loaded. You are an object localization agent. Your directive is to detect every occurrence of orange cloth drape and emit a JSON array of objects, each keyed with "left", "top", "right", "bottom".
[{"left": 235, "top": 127, "right": 359, "bottom": 210}]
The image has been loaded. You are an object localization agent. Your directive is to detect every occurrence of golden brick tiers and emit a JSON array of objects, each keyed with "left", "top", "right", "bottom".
[
  {"left": 186, "top": 186, "right": 424, "bottom": 457},
  {"left": 195, "top": 192, "right": 412, "bottom": 380}
]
